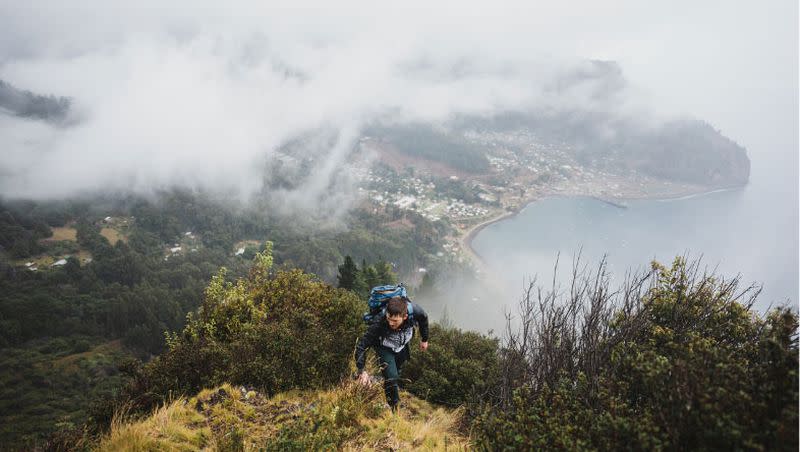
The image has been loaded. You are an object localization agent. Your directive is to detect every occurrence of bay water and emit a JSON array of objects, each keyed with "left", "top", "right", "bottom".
[{"left": 435, "top": 165, "right": 798, "bottom": 334}]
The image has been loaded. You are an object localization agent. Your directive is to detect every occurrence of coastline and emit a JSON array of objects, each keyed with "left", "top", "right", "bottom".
[
  {"left": 457, "top": 183, "right": 746, "bottom": 270},
  {"left": 459, "top": 212, "right": 510, "bottom": 265},
  {"left": 458, "top": 193, "right": 541, "bottom": 267}
]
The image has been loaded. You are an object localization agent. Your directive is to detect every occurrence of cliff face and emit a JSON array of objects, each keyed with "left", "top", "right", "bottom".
[{"left": 628, "top": 119, "right": 750, "bottom": 187}]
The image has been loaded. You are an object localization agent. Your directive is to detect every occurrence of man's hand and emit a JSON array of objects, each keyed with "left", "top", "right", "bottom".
[
  {"left": 420, "top": 341, "right": 429, "bottom": 351},
  {"left": 357, "top": 371, "right": 370, "bottom": 386}
]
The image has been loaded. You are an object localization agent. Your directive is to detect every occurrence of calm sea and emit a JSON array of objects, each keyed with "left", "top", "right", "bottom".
[{"left": 471, "top": 180, "right": 798, "bottom": 320}]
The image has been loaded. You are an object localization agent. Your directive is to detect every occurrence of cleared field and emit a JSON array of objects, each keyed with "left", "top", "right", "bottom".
[
  {"left": 50, "top": 340, "right": 124, "bottom": 374},
  {"left": 77, "top": 250, "right": 93, "bottom": 263},
  {"left": 382, "top": 218, "right": 414, "bottom": 230},
  {"left": 17, "top": 256, "right": 56, "bottom": 268},
  {"left": 100, "top": 228, "right": 127, "bottom": 245},
  {"left": 47, "top": 227, "right": 77, "bottom": 241},
  {"left": 233, "top": 239, "right": 263, "bottom": 249}
]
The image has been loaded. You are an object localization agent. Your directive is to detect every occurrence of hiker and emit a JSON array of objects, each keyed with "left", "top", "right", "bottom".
[{"left": 354, "top": 296, "right": 429, "bottom": 411}]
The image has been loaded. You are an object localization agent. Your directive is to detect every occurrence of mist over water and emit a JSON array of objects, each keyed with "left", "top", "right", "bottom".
[{"left": 464, "top": 158, "right": 798, "bottom": 333}]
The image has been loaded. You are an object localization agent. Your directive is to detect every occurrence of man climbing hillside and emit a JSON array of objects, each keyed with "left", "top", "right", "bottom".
[{"left": 355, "top": 297, "right": 429, "bottom": 411}]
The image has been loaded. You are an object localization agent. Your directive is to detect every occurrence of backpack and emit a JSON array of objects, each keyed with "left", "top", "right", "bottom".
[{"left": 362, "top": 283, "right": 414, "bottom": 324}]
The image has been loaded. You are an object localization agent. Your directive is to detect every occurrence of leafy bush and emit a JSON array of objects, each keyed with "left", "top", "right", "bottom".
[
  {"left": 107, "top": 244, "right": 364, "bottom": 420},
  {"left": 473, "top": 258, "right": 799, "bottom": 451},
  {"left": 403, "top": 324, "right": 500, "bottom": 416}
]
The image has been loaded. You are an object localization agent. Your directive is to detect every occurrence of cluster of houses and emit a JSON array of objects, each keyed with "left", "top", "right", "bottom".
[
  {"left": 24, "top": 256, "right": 94, "bottom": 272},
  {"left": 442, "top": 199, "right": 489, "bottom": 220},
  {"left": 163, "top": 232, "right": 199, "bottom": 261},
  {"left": 357, "top": 168, "right": 492, "bottom": 224},
  {"left": 358, "top": 169, "right": 435, "bottom": 197},
  {"left": 360, "top": 185, "right": 491, "bottom": 224},
  {"left": 464, "top": 127, "right": 584, "bottom": 180},
  {"left": 464, "top": 127, "right": 659, "bottom": 202}
]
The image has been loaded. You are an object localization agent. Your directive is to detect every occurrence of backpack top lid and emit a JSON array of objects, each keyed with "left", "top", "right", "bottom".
[
  {"left": 367, "top": 284, "right": 406, "bottom": 309},
  {"left": 363, "top": 283, "right": 413, "bottom": 324}
]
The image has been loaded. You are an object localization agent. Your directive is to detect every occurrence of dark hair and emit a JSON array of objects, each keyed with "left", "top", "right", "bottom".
[{"left": 386, "top": 297, "right": 408, "bottom": 317}]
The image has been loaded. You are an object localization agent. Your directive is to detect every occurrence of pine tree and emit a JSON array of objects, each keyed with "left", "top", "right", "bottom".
[
  {"left": 375, "top": 259, "right": 397, "bottom": 285},
  {"left": 361, "top": 264, "right": 380, "bottom": 292},
  {"left": 337, "top": 255, "right": 359, "bottom": 290},
  {"left": 353, "top": 259, "right": 370, "bottom": 298}
]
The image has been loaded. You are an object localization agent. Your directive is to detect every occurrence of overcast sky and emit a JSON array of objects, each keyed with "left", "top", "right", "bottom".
[{"left": 0, "top": 1, "right": 796, "bottom": 209}]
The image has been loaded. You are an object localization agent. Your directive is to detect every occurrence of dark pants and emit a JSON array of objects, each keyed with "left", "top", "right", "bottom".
[{"left": 376, "top": 344, "right": 410, "bottom": 408}]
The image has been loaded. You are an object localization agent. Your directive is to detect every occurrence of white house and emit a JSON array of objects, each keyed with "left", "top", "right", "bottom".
[{"left": 394, "top": 196, "right": 416, "bottom": 209}]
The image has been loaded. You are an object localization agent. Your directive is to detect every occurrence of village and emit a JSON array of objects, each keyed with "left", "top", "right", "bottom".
[{"left": 353, "top": 126, "right": 707, "bottom": 263}]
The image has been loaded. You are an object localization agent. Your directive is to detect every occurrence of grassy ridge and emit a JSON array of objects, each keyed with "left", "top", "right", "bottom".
[{"left": 99, "top": 382, "right": 469, "bottom": 451}]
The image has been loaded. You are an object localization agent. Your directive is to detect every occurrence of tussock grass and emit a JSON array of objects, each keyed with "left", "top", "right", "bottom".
[
  {"left": 352, "top": 405, "right": 468, "bottom": 451},
  {"left": 100, "top": 401, "right": 210, "bottom": 451},
  {"left": 97, "top": 381, "right": 470, "bottom": 451}
]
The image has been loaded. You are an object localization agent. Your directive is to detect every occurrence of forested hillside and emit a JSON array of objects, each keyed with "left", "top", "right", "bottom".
[{"left": 0, "top": 191, "right": 448, "bottom": 448}]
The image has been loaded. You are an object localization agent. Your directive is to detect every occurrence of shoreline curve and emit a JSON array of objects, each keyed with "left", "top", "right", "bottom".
[{"left": 460, "top": 184, "right": 745, "bottom": 269}]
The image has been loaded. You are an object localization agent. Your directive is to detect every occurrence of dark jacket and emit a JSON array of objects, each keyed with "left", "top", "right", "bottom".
[{"left": 355, "top": 302, "right": 429, "bottom": 372}]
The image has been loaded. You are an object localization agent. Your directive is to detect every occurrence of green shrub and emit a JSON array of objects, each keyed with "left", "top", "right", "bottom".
[
  {"left": 109, "top": 244, "right": 364, "bottom": 419},
  {"left": 403, "top": 324, "right": 500, "bottom": 415},
  {"left": 474, "top": 258, "right": 799, "bottom": 451},
  {"left": 72, "top": 338, "right": 92, "bottom": 353}
]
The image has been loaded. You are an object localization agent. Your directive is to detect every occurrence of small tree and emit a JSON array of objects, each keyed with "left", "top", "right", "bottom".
[
  {"left": 374, "top": 259, "right": 397, "bottom": 286},
  {"left": 361, "top": 261, "right": 380, "bottom": 294},
  {"left": 337, "top": 255, "right": 359, "bottom": 290}
]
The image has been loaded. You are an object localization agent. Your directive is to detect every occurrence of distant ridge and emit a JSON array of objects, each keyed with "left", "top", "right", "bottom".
[{"left": 0, "top": 79, "right": 71, "bottom": 122}]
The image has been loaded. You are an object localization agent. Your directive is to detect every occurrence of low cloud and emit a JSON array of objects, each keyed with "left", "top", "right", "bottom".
[
  {"left": 0, "top": 1, "right": 792, "bottom": 223},
  {"left": 0, "top": 2, "right": 664, "bottom": 218}
]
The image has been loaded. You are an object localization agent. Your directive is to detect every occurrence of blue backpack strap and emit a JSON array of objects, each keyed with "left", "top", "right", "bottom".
[{"left": 406, "top": 300, "right": 414, "bottom": 323}]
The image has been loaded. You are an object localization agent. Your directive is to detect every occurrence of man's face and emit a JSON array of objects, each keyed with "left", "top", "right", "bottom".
[{"left": 387, "top": 313, "right": 408, "bottom": 330}]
